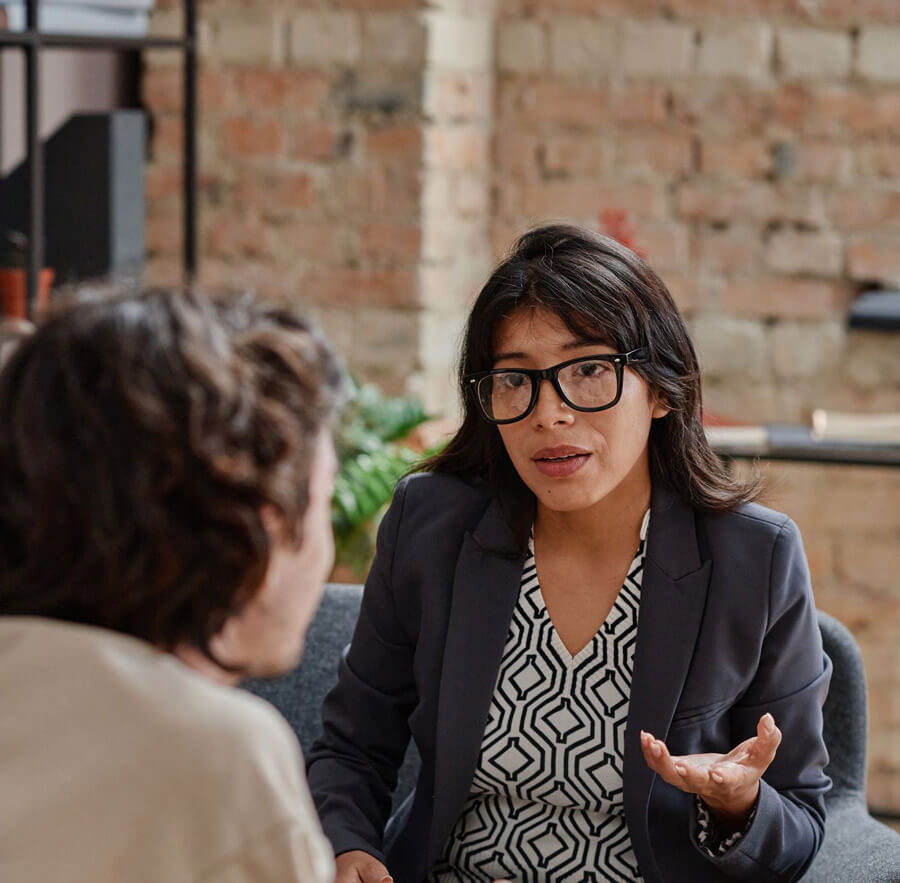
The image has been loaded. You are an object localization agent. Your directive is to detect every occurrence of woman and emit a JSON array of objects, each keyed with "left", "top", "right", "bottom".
[{"left": 307, "top": 225, "right": 831, "bottom": 882}]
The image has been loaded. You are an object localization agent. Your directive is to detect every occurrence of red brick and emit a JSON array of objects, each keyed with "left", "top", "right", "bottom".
[
  {"left": 609, "top": 84, "right": 669, "bottom": 125},
  {"left": 495, "top": 131, "right": 541, "bottom": 180},
  {"left": 522, "top": 179, "right": 666, "bottom": 221},
  {"left": 697, "top": 226, "right": 763, "bottom": 273},
  {"left": 858, "top": 144, "right": 900, "bottom": 178},
  {"left": 205, "top": 215, "right": 271, "bottom": 260},
  {"left": 145, "top": 213, "right": 181, "bottom": 255},
  {"left": 300, "top": 268, "right": 418, "bottom": 308},
  {"left": 144, "top": 257, "right": 183, "bottom": 287},
  {"left": 367, "top": 124, "right": 423, "bottom": 160},
  {"left": 618, "top": 133, "right": 695, "bottom": 176},
  {"left": 152, "top": 114, "right": 183, "bottom": 154},
  {"left": 539, "top": 134, "right": 615, "bottom": 177},
  {"left": 848, "top": 236, "right": 900, "bottom": 281},
  {"left": 701, "top": 139, "right": 772, "bottom": 178},
  {"left": 331, "top": 0, "right": 421, "bottom": 8},
  {"left": 814, "top": 0, "right": 900, "bottom": 24},
  {"left": 366, "top": 163, "right": 421, "bottom": 218},
  {"left": 500, "top": 80, "right": 666, "bottom": 128},
  {"left": 362, "top": 222, "right": 422, "bottom": 261},
  {"left": 723, "top": 278, "right": 848, "bottom": 319},
  {"left": 236, "top": 171, "right": 313, "bottom": 210},
  {"left": 289, "top": 123, "right": 351, "bottom": 161},
  {"left": 671, "top": 83, "right": 777, "bottom": 137},
  {"left": 222, "top": 117, "right": 285, "bottom": 158},
  {"left": 145, "top": 166, "right": 182, "bottom": 201},
  {"left": 661, "top": 272, "right": 698, "bottom": 314},
  {"left": 199, "top": 260, "right": 297, "bottom": 301},
  {"left": 828, "top": 188, "right": 900, "bottom": 231},
  {"left": 675, "top": 182, "right": 824, "bottom": 225},
  {"left": 791, "top": 142, "right": 854, "bottom": 182},
  {"left": 232, "top": 70, "right": 330, "bottom": 111},
  {"left": 796, "top": 86, "right": 900, "bottom": 138},
  {"left": 766, "top": 229, "right": 843, "bottom": 275},
  {"left": 635, "top": 223, "right": 691, "bottom": 271},
  {"left": 271, "top": 221, "right": 359, "bottom": 264},
  {"left": 143, "top": 66, "right": 182, "bottom": 112}
]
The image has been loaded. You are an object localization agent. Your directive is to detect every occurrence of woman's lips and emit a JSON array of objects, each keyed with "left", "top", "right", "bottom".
[{"left": 532, "top": 450, "right": 591, "bottom": 478}]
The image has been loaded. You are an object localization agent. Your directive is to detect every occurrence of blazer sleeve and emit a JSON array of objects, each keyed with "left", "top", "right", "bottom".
[
  {"left": 306, "top": 478, "right": 416, "bottom": 863},
  {"left": 690, "top": 516, "right": 832, "bottom": 882}
]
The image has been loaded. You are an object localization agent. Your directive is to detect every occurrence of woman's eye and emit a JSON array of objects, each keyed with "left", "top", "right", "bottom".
[
  {"left": 499, "top": 373, "right": 527, "bottom": 390},
  {"left": 577, "top": 361, "right": 607, "bottom": 377}
]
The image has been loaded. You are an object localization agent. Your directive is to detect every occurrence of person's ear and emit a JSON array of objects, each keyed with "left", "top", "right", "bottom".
[{"left": 651, "top": 400, "right": 670, "bottom": 420}]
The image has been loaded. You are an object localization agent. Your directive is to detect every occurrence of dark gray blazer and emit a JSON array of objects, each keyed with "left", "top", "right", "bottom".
[{"left": 307, "top": 472, "right": 832, "bottom": 883}]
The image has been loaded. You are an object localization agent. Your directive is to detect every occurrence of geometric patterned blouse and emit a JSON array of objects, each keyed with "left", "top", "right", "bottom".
[{"left": 428, "top": 511, "right": 651, "bottom": 882}]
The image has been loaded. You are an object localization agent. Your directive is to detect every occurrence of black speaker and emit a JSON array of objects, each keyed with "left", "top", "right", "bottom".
[{"left": 0, "top": 109, "right": 146, "bottom": 282}]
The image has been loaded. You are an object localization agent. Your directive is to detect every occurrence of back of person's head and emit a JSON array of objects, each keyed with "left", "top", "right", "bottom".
[{"left": 0, "top": 287, "right": 343, "bottom": 665}]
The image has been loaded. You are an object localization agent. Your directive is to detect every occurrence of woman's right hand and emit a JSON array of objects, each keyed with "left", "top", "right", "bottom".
[{"left": 334, "top": 850, "right": 393, "bottom": 883}]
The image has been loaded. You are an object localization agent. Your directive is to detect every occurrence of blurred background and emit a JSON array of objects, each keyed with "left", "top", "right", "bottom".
[{"left": 1, "top": 0, "right": 897, "bottom": 831}]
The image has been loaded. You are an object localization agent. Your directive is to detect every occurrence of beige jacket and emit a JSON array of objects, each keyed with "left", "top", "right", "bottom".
[{"left": 0, "top": 616, "right": 334, "bottom": 883}]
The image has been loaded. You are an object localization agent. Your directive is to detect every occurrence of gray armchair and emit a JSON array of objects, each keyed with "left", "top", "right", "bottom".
[
  {"left": 244, "top": 586, "right": 900, "bottom": 880},
  {"left": 804, "top": 611, "right": 900, "bottom": 881}
]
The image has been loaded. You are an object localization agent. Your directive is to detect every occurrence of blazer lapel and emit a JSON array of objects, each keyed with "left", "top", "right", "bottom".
[
  {"left": 624, "top": 484, "right": 711, "bottom": 883},
  {"left": 427, "top": 497, "right": 525, "bottom": 864}
]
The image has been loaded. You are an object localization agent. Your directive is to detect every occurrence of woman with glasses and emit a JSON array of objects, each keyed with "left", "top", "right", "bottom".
[{"left": 308, "top": 224, "right": 831, "bottom": 883}]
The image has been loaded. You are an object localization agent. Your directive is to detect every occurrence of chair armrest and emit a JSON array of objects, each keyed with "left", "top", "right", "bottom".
[{"left": 804, "top": 798, "right": 900, "bottom": 883}]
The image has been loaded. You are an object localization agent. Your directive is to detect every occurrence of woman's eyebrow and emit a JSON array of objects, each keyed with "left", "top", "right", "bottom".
[
  {"left": 493, "top": 349, "right": 527, "bottom": 362},
  {"left": 562, "top": 336, "right": 615, "bottom": 350},
  {"left": 494, "top": 338, "right": 614, "bottom": 363}
]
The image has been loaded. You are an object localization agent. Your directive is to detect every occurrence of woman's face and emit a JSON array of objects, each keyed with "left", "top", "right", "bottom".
[{"left": 493, "top": 307, "right": 668, "bottom": 514}]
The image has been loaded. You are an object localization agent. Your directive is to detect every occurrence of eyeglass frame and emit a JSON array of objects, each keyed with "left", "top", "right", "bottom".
[{"left": 464, "top": 347, "right": 650, "bottom": 425}]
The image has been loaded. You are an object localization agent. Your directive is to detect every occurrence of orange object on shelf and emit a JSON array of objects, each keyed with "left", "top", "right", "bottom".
[{"left": 0, "top": 268, "right": 54, "bottom": 319}]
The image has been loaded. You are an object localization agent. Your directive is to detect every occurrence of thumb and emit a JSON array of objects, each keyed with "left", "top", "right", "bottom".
[{"left": 754, "top": 712, "right": 782, "bottom": 768}]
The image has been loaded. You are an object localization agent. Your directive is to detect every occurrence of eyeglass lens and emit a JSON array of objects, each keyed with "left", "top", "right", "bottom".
[{"left": 477, "top": 359, "right": 619, "bottom": 421}]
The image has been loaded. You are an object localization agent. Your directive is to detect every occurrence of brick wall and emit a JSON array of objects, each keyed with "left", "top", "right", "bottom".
[
  {"left": 142, "top": 0, "right": 899, "bottom": 817},
  {"left": 144, "top": 0, "right": 428, "bottom": 395}
]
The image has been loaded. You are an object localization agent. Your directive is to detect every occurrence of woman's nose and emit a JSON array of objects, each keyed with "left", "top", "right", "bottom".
[{"left": 530, "top": 378, "right": 574, "bottom": 428}]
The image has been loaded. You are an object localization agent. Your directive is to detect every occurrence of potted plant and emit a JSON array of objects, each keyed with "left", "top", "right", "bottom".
[
  {"left": 0, "top": 230, "right": 54, "bottom": 319},
  {"left": 331, "top": 378, "right": 448, "bottom": 580}
]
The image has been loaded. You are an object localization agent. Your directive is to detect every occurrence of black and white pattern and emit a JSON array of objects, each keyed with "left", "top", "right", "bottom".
[
  {"left": 695, "top": 795, "right": 757, "bottom": 856},
  {"left": 429, "top": 512, "right": 650, "bottom": 883}
]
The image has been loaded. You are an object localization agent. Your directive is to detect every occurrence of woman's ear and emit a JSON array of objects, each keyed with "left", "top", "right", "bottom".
[{"left": 651, "top": 401, "right": 670, "bottom": 420}]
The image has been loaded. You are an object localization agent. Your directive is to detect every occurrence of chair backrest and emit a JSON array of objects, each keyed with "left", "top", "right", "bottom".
[
  {"left": 242, "top": 584, "right": 421, "bottom": 808},
  {"left": 243, "top": 584, "right": 365, "bottom": 755},
  {"left": 244, "top": 591, "right": 867, "bottom": 810},
  {"left": 816, "top": 609, "right": 868, "bottom": 800}
]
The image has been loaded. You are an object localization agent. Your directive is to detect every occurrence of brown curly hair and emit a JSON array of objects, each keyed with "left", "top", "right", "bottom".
[{"left": 0, "top": 287, "right": 344, "bottom": 659}]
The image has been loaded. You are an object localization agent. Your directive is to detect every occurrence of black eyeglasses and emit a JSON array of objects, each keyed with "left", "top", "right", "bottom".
[{"left": 465, "top": 348, "right": 649, "bottom": 424}]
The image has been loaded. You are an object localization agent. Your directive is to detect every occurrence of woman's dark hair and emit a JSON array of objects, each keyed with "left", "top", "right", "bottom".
[
  {"left": 0, "top": 287, "right": 343, "bottom": 660},
  {"left": 423, "top": 224, "right": 760, "bottom": 546}
]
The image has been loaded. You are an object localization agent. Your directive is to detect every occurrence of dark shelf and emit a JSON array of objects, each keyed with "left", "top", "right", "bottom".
[
  {"left": 713, "top": 423, "right": 900, "bottom": 469},
  {"left": 0, "top": 0, "right": 197, "bottom": 315},
  {"left": 0, "top": 30, "right": 191, "bottom": 50},
  {"left": 848, "top": 290, "right": 900, "bottom": 332}
]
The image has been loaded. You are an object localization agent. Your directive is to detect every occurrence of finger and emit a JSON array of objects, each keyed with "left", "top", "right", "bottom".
[
  {"left": 640, "top": 730, "right": 673, "bottom": 778},
  {"left": 707, "top": 759, "right": 753, "bottom": 790},
  {"left": 750, "top": 713, "right": 782, "bottom": 771},
  {"left": 670, "top": 754, "right": 720, "bottom": 794},
  {"left": 642, "top": 732, "right": 699, "bottom": 792}
]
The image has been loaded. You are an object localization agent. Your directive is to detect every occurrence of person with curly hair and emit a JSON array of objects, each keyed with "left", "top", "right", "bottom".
[{"left": 0, "top": 287, "right": 344, "bottom": 883}]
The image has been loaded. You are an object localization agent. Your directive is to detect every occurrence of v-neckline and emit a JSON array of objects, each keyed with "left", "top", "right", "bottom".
[{"left": 529, "top": 509, "right": 650, "bottom": 666}]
